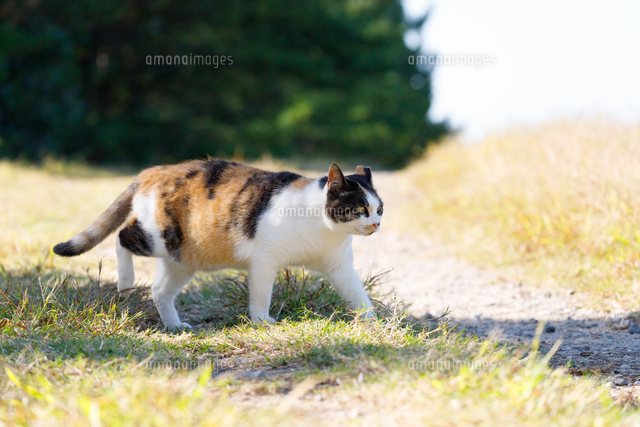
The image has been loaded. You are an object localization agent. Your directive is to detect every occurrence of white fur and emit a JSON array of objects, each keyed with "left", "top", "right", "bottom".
[
  {"left": 151, "top": 258, "right": 194, "bottom": 329},
  {"left": 132, "top": 192, "right": 168, "bottom": 258},
  {"left": 116, "top": 238, "right": 135, "bottom": 292},
  {"left": 70, "top": 224, "right": 98, "bottom": 247},
  {"left": 124, "top": 178, "right": 379, "bottom": 329}
]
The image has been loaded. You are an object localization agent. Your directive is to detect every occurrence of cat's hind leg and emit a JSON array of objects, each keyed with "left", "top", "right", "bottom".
[
  {"left": 151, "top": 257, "right": 194, "bottom": 330},
  {"left": 117, "top": 218, "right": 155, "bottom": 292},
  {"left": 116, "top": 237, "right": 135, "bottom": 293}
]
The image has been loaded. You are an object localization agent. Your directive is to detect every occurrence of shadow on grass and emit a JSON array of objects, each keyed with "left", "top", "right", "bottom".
[{"left": 0, "top": 266, "right": 456, "bottom": 376}]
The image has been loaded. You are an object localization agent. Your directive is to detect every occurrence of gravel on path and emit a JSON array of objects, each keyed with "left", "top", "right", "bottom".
[{"left": 352, "top": 172, "right": 640, "bottom": 391}]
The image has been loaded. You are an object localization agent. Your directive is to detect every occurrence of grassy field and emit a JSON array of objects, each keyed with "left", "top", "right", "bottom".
[
  {"left": 406, "top": 119, "right": 640, "bottom": 311},
  {"left": 2, "top": 151, "right": 640, "bottom": 425}
]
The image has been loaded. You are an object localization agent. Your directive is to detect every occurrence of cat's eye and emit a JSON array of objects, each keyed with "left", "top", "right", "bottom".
[
  {"left": 357, "top": 206, "right": 366, "bottom": 213},
  {"left": 377, "top": 206, "right": 383, "bottom": 215}
]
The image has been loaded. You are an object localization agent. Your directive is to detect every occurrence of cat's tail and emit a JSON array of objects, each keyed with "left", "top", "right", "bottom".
[{"left": 53, "top": 183, "right": 138, "bottom": 257}]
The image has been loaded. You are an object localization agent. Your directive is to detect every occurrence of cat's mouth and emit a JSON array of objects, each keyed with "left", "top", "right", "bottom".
[{"left": 358, "top": 224, "right": 380, "bottom": 235}]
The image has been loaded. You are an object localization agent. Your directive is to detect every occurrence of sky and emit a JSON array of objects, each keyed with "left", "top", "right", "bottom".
[{"left": 402, "top": 0, "right": 640, "bottom": 140}]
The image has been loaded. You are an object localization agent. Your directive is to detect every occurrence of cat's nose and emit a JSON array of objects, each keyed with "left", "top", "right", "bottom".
[{"left": 372, "top": 223, "right": 379, "bottom": 229}]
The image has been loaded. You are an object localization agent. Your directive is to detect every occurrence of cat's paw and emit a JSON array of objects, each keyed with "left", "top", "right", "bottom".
[
  {"left": 164, "top": 322, "right": 193, "bottom": 332},
  {"left": 251, "top": 315, "right": 276, "bottom": 324}
]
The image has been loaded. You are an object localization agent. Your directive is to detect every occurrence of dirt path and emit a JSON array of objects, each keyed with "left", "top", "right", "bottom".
[{"left": 352, "top": 173, "right": 640, "bottom": 389}]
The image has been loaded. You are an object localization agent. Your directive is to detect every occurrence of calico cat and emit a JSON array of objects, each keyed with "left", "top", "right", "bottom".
[{"left": 53, "top": 160, "right": 383, "bottom": 329}]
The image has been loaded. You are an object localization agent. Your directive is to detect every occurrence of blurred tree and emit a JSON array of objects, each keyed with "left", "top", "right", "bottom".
[{"left": 0, "top": 0, "right": 446, "bottom": 168}]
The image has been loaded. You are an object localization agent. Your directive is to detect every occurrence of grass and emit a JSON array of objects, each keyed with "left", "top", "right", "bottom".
[
  {"left": 405, "top": 119, "right": 640, "bottom": 311},
  {"left": 2, "top": 152, "right": 640, "bottom": 425},
  {"left": 2, "top": 266, "right": 639, "bottom": 426}
]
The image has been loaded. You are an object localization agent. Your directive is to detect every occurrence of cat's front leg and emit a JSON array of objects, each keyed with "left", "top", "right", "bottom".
[
  {"left": 321, "top": 257, "right": 375, "bottom": 319},
  {"left": 248, "top": 257, "right": 278, "bottom": 324}
]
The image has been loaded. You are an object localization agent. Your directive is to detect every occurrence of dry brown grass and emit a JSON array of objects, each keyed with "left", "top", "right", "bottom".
[{"left": 406, "top": 119, "right": 640, "bottom": 310}]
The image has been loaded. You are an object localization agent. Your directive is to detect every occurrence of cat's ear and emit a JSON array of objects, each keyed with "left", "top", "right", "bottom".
[
  {"left": 328, "top": 163, "right": 348, "bottom": 190},
  {"left": 355, "top": 165, "right": 372, "bottom": 184}
]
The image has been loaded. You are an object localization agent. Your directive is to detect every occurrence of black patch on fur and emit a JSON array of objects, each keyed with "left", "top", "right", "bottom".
[
  {"left": 183, "top": 195, "right": 190, "bottom": 205},
  {"left": 162, "top": 206, "right": 183, "bottom": 261},
  {"left": 318, "top": 176, "right": 328, "bottom": 189},
  {"left": 175, "top": 178, "right": 184, "bottom": 189},
  {"left": 160, "top": 191, "right": 168, "bottom": 198},
  {"left": 162, "top": 224, "right": 183, "bottom": 261},
  {"left": 231, "top": 171, "right": 302, "bottom": 238},
  {"left": 118, "top": 219, "right": 153, "bottom": 256},
  {"left": 186, "top": 169, "right": 200, "bottom": 179},
  {"left": 346, "top": 174, "right": 378, "bottom": 198},
  {"left": 359, "top": 167, "right": 372, "bottom": 183},
  {"left": 325, "top": 175, "right": 380, "bottom": 223},
  {"left": 53, "top": 241, "right": 79, "bottom": 257},
  {"left": 204, "top": 159, "right": 237, "bottom": 200},
  {"left": 227, "top": 171, "right": 268, "bottom": 231}
]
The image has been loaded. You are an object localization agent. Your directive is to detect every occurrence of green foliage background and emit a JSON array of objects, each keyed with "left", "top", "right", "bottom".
[{"left": 0, "top": 0, "right": 447, "bottom": 168}]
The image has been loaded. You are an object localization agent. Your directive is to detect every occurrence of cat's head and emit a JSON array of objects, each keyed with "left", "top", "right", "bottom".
[{"left": 322, "top": 163, "right": 383, "bottom": 236}]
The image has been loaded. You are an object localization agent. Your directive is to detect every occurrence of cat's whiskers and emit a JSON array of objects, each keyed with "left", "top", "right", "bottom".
[
  {"left": 375, "top": 227, "right": 387, "bottom": 248},
  {"left": 337, "top": 232, "right": 353, "bottom": 255}
]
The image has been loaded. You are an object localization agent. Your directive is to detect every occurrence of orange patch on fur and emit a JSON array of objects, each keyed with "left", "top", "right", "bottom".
[
  {"left": 135, "top": 160, "right": 277, "bottom": 269},
  {"left": 289, "top": 177, "right": 314, "bottom": 190}
]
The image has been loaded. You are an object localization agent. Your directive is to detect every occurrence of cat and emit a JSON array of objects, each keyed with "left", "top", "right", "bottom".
[{"left": 53, "top": 160, "right": 383, "bottom": 329}]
